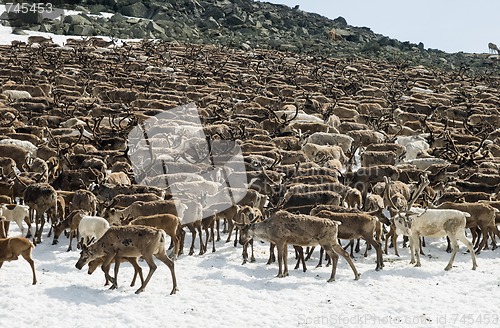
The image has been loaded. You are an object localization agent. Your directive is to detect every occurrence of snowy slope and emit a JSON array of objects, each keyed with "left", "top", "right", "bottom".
[
  {"left": 0, "top": 5, "right": 123, "bottom": 46},
  {"left": 1, "top": 222, "right": 499, "bottom": 328}
]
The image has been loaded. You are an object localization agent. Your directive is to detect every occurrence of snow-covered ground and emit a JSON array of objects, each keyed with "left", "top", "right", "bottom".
[
  {"left": 1, "top": 222, "right": 499, "bottom": 328},
  {"left": 0, "top": 5, "right": 127, "bottom": 46}
]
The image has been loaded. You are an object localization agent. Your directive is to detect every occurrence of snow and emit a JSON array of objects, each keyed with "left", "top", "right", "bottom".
[
  {"left": 0, "top": 5, "right": 131, "bottom": 47},
  {"left": 1, "top": 221, "right": 499, "bottom": 328}
]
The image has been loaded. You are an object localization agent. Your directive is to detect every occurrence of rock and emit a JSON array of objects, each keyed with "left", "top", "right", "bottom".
[
  {"left": 130, "top": 25, "right": 146, "bottom": 38},
  {"left": 238, "top": 27, "right": 256, "bottom": 35},
  {"left": 62, "top": 23, "right": 70, "bottom": 34},
  {"left": 146, "top": 21, "right": 165, "bottom": 34},
  {"left": 89, "top": 5, "right": 107, "bottom": 15},
  {"left": 361, "top": 41, "right": 381, "bottom": 52},
  {"left": 72, "top": 24, "right": 94, "bottom": 36},
  {"left": 296, "top": 27, "right": 308, "bottom": 36},
  {"left": 257, "top": 27, "right": 269, "bottom": 37},
  {"left": 63, "top": 14, "right": 91, "bottom": 26},
  {"left": 240, "top": 42, "right": 251, "bottom": 51},
  {"left": 265, "top": 12, "right": 282, "bottom": 24},
  {"left": 200, "top": 16, "right": 220, "bottom": 29},
  {"left": 10, "top": 12, "right": 43, "bottom": 26},
  {"left": 126, "top": 17, "right": 141, "bottom": 24},
  {"left": 74, "top": 5, "right": 90, "bottom": 14},
  {"left": 11, "top": 28, "right": 28, "bottom": 35},
  {"left": 39, "top": 24, "right": 53, "bottom": 33},
  {"left": 279, "top": 43, "right": 299, "bottom": 52},
  {"left": 120, "top": 2, "right": 149, "bottom": 18},
  {"left": 0, "top": 11, "right": 10, "bottom": 21},
  {"left": 226, "top": 14, "right": 245, "bottom": 26},
  {"left": 203, "top": 6, "right": 225, "bottom": 20},
  {"left": 333, "top": 16, "right": 348, "bottom": 27}
]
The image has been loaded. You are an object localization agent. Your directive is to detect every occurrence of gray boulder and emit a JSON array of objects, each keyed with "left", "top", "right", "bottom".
[
  {"left": 120, "top": 2, "right": 149, "bottom": 18},
  {"left": 63, "top": 14, "right": 91, "bottom": 26}
]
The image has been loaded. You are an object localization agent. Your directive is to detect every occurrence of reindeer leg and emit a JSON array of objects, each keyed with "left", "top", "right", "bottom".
[
  {"left": 211, "top": 220, "right": 216, "bottom": 253},
  {"left": 197, "top": 223, "right": 203, "bottom": 256},
  {"left": 225, "top": 217, "right": 234, "bottom": 243},
  {"left": 101, "top": 253, "right": 116, "bottom": 288},
  {"left": 317, "top": 247, "right": 324, "bottom": 268},
  {"left": 21, "top": 250, "right": 36, "bottom": 285},
  {"left": 249, "top": 239, "right": 255, "bottom": 263},
  {"left": 215, "top": 218, "right": 221, "bottom": 241},
  {"left": 304, "top": 246, "right": 314, "bottom": 261},
  {"left": 267, "top": 243, "right": 275, "bottom": 265},
  {"left": 241, "top": 242, "right": 248, "bottom": 265},
  {"left": 153, "top": 252, "right": 178, "bottom": 295},
  {"left": 233, "top": 226, "right": 239, "bottom": 247},
  {"left": 419, "top": 237, "right": 425, "bottom": 256},
  {"left": 128, "top": 257, "right": 144, "bottom": 287},
  {"left": 276, "top": 241, "right": 287, "bottom": 278},
  {"left": 135, "top": 255, "right": 157, "bottom": 294},
  {"left": 354, "top": 238, "right": 361, "bottom": 253},
  {"left": 36, "top": 213, "right": 45, "bottom": 244},
  {"left": 187, "top": 225, "right": 196, "bottom": 256}
]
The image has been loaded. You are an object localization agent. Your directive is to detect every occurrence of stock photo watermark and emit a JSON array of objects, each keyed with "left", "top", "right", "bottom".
[
  {"left": 127, "top": 103, "right": 248, "bottom": 221},
  {"left": 3, "top": 1, "right": 64, "bottom": 21},
  {"left": 297, "top": 313, "right": 499, "bottom": 326}
]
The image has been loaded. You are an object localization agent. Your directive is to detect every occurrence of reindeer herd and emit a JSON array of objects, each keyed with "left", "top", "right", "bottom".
[{"left": 0, "top": 37, "right": 499, "bottom": 295}]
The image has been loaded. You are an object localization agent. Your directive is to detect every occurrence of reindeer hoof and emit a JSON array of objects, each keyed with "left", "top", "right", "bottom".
[
  {"left": 52, "top": 240, "right": 58, "bottom": 245},
  {"left": 135, "top": 288, "right": 144, "bottom": 294}
]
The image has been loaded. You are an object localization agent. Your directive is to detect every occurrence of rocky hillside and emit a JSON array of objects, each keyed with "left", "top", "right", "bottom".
[{"left": 1, "top": 0, "right": 500, "bottom": 74}]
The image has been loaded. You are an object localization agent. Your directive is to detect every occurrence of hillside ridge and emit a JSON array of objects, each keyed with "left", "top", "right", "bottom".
[{"left": 1, "top": 0, "right": 499, "bottom": 74}]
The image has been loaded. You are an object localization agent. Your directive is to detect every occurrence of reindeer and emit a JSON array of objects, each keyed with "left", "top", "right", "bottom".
[
  {"left": 23, "top": 183, "right": 57, "bottom": 245},
  {"left": 237, "top": 210, "right": 360, "bottom": 282},
  {"left": 488, "top": 42, "right": 500, "bottom": 54},
  {"left": 75, "top": 225, "right": 178, "bottom": 295},
  {"left": 0, "top": 235, "right": 37, "bottom": 285}
]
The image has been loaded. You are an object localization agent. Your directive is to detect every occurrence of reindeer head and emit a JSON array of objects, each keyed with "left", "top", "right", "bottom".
[{"left": 75, "top": 245, "right": 97, "bottom": 270}]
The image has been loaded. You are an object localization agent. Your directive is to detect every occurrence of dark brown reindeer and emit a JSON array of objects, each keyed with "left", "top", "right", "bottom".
[{"left": 24, "top": 183, "right": 58, "bottom": 245}]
